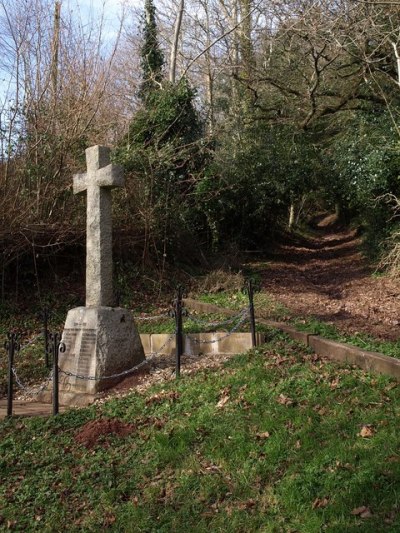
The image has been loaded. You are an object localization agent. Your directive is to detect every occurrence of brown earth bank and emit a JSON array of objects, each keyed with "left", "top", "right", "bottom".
[{"left": 257, "top": 216, "right": 400, "bottom": 341}]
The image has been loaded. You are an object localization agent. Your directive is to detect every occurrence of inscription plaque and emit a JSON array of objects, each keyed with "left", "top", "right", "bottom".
[{"left": 62, "top": 327, "right": 97, "bottom": 378}]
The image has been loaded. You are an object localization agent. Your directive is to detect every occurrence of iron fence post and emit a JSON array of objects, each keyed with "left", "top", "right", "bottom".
[
  {"left": 50, "top": 333, "right": 65, "bottom": 416},
  {"left": 5, "top": 333, "right": 19, "bottom": 418},
  {"left": 174, "top": 286, "right": 184, "bottom": 379},
  {"left": 244, "top": 279, "right": 257, "bottom": 347}
]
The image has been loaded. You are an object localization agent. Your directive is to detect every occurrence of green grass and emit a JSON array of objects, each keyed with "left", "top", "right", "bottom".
[
  {"left": 196, "top": 289, "right": 400, "bottom": 360},
  {"left": 293, "top": 318, "right": 400, "bottom": 359},
  {"left": 136, "top": 312, "right": 262, "bottom": 335},
  {"left": 1, "top": 333, "right": 400, "bottom": 531},
  {"left": 197, "top": 291, "right": 290, "bottom": 321}
]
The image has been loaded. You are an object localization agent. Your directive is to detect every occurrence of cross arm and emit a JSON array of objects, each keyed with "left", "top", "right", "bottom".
[
  {"left": 94, "top": 164, "right": 124, "bottom": 189},
  {"left": 73, "top": 173, "right": 88, "bottom": 195}
]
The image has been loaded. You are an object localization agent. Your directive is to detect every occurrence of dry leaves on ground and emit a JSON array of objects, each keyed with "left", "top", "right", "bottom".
[
  {"left": 351, "top": 506, "right": 373, "bottom": 518},
  {"left": 276, "top": 393, "right": 294, "bottom": 406},
  {"left": 145, "top": 390, "right": 180, "bottom": 405},
  {"left": 217, "top": 387, "right": 231, "bottom": 409},
  {"left": 359, "top": 425, "right": 375, "bottom": 438},
  {"left": 312, "top": 497, "right": 329, "bottom": 509},
  {"left": 255, "top": 431, "right": 271, "bottom": 440}
]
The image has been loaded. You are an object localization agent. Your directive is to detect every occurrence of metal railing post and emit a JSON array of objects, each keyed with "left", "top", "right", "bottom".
[
  {"left": 5, "top": 333, "right": 20, "bottom": 417},
  {"left": 244, "top": 279, "right": 260, "bottom": 348},
  {"left": 49, "top": 333, "right": 65, "bottom": 416},
  {"left": 174, "top": 286, "right": 184, "bottom": 379}
]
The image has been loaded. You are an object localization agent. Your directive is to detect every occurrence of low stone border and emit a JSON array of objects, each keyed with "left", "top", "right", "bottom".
[
  {"left": 140, "top": 332, "right": 265, "bottom": 356},
  {"left": 183, "top": 298, "right": 400, "bottom": 381}
]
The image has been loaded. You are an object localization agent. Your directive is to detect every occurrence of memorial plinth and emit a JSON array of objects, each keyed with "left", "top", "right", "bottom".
[
  {"left": 57, "top": 307, "right": 144, "bottom": 405},
  {"left": 53, "top": 146, "right": 145, "bottom": 406}
]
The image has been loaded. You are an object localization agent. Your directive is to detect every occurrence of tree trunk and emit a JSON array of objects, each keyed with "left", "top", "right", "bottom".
[
  {"left": 169, "top": 0, "right": 185, "bottom": 83},
  {"left": 51, "top": 1, "right": 61, "bottom": 105},
  {"left": 288, "top": 203, "right": 295, "bottom": 230}
]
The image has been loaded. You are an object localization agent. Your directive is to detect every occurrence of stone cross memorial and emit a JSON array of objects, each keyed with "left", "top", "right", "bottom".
[
  {"left": 73, "top": 145, "right": 124, "bottom": 307},
  {"left": 55, "top": 146, "right": 145, "bottom": 406}
]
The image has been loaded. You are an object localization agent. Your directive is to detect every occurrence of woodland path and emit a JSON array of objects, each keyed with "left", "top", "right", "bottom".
[{"left": 257, "top": 216, "right": 400, "bottom": 341}]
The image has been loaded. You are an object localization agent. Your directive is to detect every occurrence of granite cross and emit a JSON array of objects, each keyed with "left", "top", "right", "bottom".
[{"left": 73, "top": 145, "right": 124, "bottom": 307}]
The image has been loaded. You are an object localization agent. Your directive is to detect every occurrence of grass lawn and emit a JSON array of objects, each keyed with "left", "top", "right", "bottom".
[
  {"left": 1, "top": 332, "right": 399, "bottom": 532},
  {"left": 197, "top": 290, "right": 400, "bottom": 360}
]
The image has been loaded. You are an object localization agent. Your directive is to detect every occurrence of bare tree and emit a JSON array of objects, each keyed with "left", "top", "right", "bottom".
[{"left": 0, "top": 0, "right": 124, "bottom": 281}]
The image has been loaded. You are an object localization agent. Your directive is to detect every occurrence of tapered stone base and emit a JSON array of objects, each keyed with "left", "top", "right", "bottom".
[{"left": 40, "top": 307, "right": 145, "bottom": 406}]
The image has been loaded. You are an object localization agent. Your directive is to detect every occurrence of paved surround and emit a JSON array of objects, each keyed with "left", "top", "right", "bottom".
[
  {"left": 183, "top": 298, "right": 400, "bottom": 381},
  {"left": 0, "top": 401, "right": 67, "bottom": 420}
]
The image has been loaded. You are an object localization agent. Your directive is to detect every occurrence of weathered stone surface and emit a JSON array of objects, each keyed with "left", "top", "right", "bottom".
[
  {"left": 139, "top": 334, "right": 151, "bottom": 355},
  {"left": 150, "top": 334, "right": 177, "bottom": 355},
  {"left": 215, "top": 332, "right": 264, "bottom": 354},
  {"left": 140, "top": 332, "right": 263, "bottom": 356},
  {"left": 308, "top": 336, "right": 400, "bottom": 380},
  {"left": 56, "top": 307, "right": 145, "bottom": 404},
  {"left": 73, "top": 145, "right": 124, "bottom": 308}
]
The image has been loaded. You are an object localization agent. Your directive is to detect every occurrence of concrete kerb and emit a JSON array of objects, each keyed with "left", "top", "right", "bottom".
[
  {"left": 183, "top": 298, "right": 400, "bottom": 382},
  {"left": 140, "top": 332, "right": 265, "bottom": 356}
]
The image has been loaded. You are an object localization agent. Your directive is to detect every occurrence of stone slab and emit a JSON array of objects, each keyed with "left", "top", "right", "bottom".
[
  {"left": 213, "top": 332, "right": 264, "bottom": 354},
  {"left": 150, "top": 334, "right": 177, "bottom": 355},
  {"left": 309, "top": 336, "right": 400, "bottom": 380},
  {"left": 0, "top": 400, "right": 67, "bottom": 420},
  {"left": 140, "top": 334, "right": 151, "bottom": 355},
  {"left": 141, "top": 332, "right": 263, "bottom": 356}
]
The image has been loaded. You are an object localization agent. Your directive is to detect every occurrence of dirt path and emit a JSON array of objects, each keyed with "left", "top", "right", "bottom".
[{"left": 259, "top": 217, "right": 400, "bottom": 341}]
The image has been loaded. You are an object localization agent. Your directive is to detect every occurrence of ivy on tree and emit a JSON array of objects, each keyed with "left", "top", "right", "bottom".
[{"left": 139, "top": 0, "right": 164, "bottom": 103}]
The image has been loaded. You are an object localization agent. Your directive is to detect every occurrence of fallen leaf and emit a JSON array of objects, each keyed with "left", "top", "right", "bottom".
[
  {"left": 359, "top": 425, "right": 375, "bottom": 438},
  {"left": 277, "top": 394, "right": 294, "bottom": 406},
  {"left": 312, "top": 497, "right": 329, "bottom": 509},
  {"left": 256, "top": 431, "right": 271, "bottom": 440},
  {"left": 330, "top": 378, "right": 340, "bottom": 389},
  {"left": 237, "top": 499, "right": 256, "bottom": 510},
  {"left": 146, "top": 390, "right": 180, "bottom": 405},
  {"left": 217, "top": 395, "right": 230, "bottom": 408},
  {"left": 351, "top": 506, "right": 372, "bottom": 518}
]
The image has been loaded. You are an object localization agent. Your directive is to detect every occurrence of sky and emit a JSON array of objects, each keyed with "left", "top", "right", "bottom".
[
  {"left": 68, "top": 0, "right": 128, "bottom": 37},
  {"left": 0, "top": 0, "right": 139, "bottom": 103}
]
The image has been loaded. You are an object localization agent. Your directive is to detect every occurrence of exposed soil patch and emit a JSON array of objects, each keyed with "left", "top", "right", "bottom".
[
  {"left": 259, "top": 217, "right": 400, "bottom": 341},
  {"left": 75, "top": 418, "right": 136, "bottom": 448},
  {"left": 110, "top": 368, "right": 150, "bottom": 391}
]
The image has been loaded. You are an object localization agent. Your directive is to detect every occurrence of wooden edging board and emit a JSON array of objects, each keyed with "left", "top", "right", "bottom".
[{"left": 183, "top": 298, "right": 400, "bottom": 381}]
